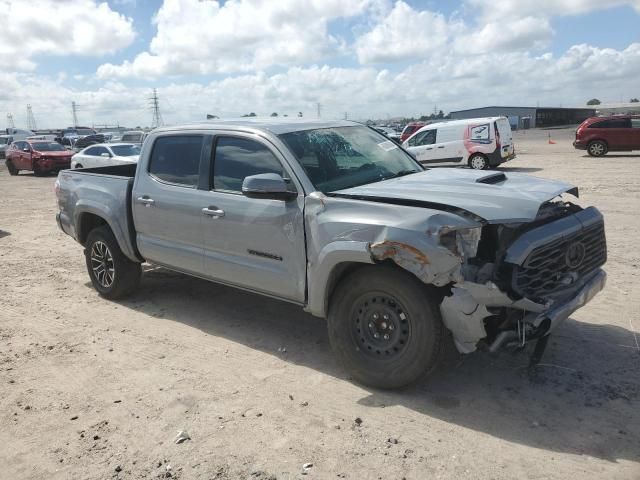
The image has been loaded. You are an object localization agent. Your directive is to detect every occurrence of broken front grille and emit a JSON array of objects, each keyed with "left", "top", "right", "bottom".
[{"left": 510, "top": 215, "right": 606, "bottom": 300}]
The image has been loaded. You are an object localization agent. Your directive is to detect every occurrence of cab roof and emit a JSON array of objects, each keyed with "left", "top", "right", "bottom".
[{"left": 153, "top": 118, "right": 359, "bottom": 136}]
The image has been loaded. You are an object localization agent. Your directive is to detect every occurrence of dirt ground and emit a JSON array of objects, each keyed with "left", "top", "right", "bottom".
[{"left": 1, "top": 127, "right": 639, "bottom": 480}]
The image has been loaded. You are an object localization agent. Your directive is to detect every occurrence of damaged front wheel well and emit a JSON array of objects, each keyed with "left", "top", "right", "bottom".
[{"left": 325, "top": 260, "right": 451, "bottom": 318}]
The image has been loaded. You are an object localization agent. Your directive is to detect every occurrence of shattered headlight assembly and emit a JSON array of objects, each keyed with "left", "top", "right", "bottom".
[{"left": 439, "top": 227, "right": 482, "bottom": 259}]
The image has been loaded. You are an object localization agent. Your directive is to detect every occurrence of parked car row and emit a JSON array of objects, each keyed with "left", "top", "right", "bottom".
[{"left": 5, "top": 140, "right": 140, "bottom": 176}]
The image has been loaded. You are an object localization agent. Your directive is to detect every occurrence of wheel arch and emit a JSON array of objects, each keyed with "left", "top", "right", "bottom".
[{"left": 75, "top": 207, "right": 142, "bottom": 263}]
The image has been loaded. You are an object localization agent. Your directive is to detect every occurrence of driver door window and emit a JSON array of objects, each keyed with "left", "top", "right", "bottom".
[
  {"left": 409, "top": 130, "right": 436, "bottom": 146},
  {"left": 84, "top": 146, "right": 100, "bottom": 156},
  {"left": 212, "top": 137, "right": 293, "bottom": 193}
]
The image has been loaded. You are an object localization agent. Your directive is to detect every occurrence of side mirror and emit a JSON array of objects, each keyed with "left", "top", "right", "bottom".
[
  {"left": 23, "top": 147, "right": 30, "bottom": 152},
  {"left": 101, "top": 152, "right": 111, "bottom": 157},
  {"left": 242, "top": 173, "right": 296, "bottom": 201}
]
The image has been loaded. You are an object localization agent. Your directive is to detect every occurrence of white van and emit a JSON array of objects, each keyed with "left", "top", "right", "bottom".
[{"left": 402, "top": 117, "right": 515, "bottom": 169}]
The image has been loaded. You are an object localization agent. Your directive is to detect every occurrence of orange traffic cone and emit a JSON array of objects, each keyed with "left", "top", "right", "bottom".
[{"left": 548, "top": 132, "right": 556, "bottom": 144}]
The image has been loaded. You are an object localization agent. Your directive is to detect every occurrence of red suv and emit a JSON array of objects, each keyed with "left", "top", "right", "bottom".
[
  {"left": 5, "top": 140, "right": 74, "bottom": 176},
  {"left": 574, "top": 115, "right": 640, "bottom": 156},
  {"left": 400, "top": 122, "right": 428, "bottom": 143}
]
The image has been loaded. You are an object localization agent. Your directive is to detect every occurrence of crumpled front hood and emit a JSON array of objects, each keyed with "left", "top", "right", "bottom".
[{"left": 333, "top": 169, "right": 577, "bottom": 223}]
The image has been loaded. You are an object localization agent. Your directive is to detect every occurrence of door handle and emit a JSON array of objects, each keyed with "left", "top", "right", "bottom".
[
  {"left": 202, "top": 206, "right": 225, "bottom": 218},
  {"left": 136, "top": 196, "right": 155, "bottom": 206},
  {"left": 437, "top": 146, "right": 445, "bottom": 149},
  {"left": 426, "top": 147, "right": 433, "bottom": 150}
]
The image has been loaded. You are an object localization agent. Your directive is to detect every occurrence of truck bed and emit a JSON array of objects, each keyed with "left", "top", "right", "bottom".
[
  {"left": 56, "top": 164, "right": 141, "bottom": 262},
  {"left": 68, "top": 163, "right": 137, "bottom": 177}
]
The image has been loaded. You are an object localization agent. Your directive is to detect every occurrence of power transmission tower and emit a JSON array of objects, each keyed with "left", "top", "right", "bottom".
[
  {"left": 149, "top": 88, "right": 164, "bottom": 128},
  {"left": 71, "top": 101, "right": 79, "bottom": 127},
  {"left": 7, "top": 113, "right": 15, "bottom": 128},
  {"left": 316, "top": 102, "right": 321, "bottom": 119},
  {"left": 26, "top": 104, "right": 37, "bottom": 130}
]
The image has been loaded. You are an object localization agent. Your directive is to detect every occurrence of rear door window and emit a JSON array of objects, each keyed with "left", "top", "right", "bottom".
[
  {"left": 212, "top": 136, "right": 287, "bottom": 193},
  {"left": 149, "top": 135, "right": 204, "bottom": 187},
  {"left": 589, "top": 119, "right": 631, "bottom": 128},
  {"left": 631, "top": 119, "right": 640, "bottom": 128}
]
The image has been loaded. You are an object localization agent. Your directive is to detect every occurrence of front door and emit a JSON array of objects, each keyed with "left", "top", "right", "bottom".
[
  {"left": 132, "top": 134, "right": 211, "bottom": 276},
  {"left": 14, "top": 142, "right": 31, "bottom": 170},
  {"left": 202, "top": 134, "right": 306, "bottom": 302},
  {"left": 406, "top": 129, "right": 437, "bottom": 163}
]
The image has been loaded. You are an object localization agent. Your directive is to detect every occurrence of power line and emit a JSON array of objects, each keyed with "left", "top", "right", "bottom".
[
  {"left": 149, "top": 88, "right": 164, "bottom": 128},
  {"left": 26, "top": 104, "right": 37, "bottom": 131},
  {"left": 7, "top": 113, "right": 15, "bottom": 129},
  {"left": 71, "top": 101, "right": 79, "bottom": 127}
]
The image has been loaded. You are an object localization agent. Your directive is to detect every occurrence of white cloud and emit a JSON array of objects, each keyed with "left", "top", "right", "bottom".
[
  {"left": 4, "top": 41, "right": 640, "bottom": 128},
  {"left": 465, "top": 0, "right": 640, "bottom": 19},
  {"left": 0, "top": 1, "right": 135, "bottom": 71},
  {"left": 355, "top": 1, "right": 454, "bottom": 64},
  {"left": 453, "top": 16, "right": 554, "bottom": 54},
  {"left": 97, "top": 0, "right": 373, "bottom": 79}
]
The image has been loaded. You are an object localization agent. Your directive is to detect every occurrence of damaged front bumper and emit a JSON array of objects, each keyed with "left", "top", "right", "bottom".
[{"left": 440, "top": 268, "right": 606, "bottom": 354}]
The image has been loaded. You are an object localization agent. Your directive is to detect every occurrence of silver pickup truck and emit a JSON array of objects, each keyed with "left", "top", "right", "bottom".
[{"left": 55, "top": 119, "right": 607, "bottom": 388}]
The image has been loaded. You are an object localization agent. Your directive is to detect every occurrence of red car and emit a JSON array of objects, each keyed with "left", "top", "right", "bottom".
[
  {"left": 573, "top": 115, "right": 640, "bottom": 156},
  {"left": 5, "top": 140, "right": 73, "bottom": 176},
  {"left": 399, "top": 122, "right": 427, "bottom": 143}
]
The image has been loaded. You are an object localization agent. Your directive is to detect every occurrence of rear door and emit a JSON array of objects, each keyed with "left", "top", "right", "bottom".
[
  {"left": 631, "top": 118, "right": 640, "bottom": 149},
  {"left": 428, "top": 125, "right": 465, "bottom": 166},
  {"left": 589, "top": 118, "right": 631, "bottom": 149},
  {"left": 405, "top": 129, "right": 437, "bottom": 163},
  {"left": 132, "top": 134, "right": 212, "bottom": 276},
  {"left": 202, "top": 134, "right": 306, "bottom": 302},
  {"left": 495, "top": 118, "right": 514, "bottom": 158}
]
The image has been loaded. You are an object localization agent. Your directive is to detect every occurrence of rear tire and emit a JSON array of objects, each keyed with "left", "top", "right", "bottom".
[
  {"left": 84, "top": 225, "right": 141, "bottom": 299},
  {"left": 74, "top": 163, "right": 83, "bottom": 169},
  {"left": 468, "top": 153, "right": 489, "bottom": 170},
  {"left": 327, "top": 265, "right": 445, "bottom": 389},
  {"left": 6, "top": 160, "right": 18, "bottom": 176},
  {"left": 587, "top": 140, "right": 607, "bottom": 157}
]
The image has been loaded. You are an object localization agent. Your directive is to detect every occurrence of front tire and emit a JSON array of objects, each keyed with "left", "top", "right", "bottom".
[
  {"left": 587, "top": 140, "right": 607, "bottom": 157},
  {"left": 468, "top": 153, "right": 489, "bottom": 170},
  {"left": 327, "top": 265, "right": 444, "bottom": 389},
  {"left": 84, "top": 225, "right": 141, "bottom": 299},
  {"left": 74, "top": 163, "right": 83, "bottom": 169},
  {"left": 6, "top": 160, "right": 19, "bottom": 176},
  {"left": 33, "top": 164, "right": 47, "bottom": 177}
]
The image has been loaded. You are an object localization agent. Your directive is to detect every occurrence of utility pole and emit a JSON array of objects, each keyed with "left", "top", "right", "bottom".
[
  {"left": 149, "top": 88, "right": 164, "bottom": 128},
  {"left": 316, "top": 102, "right": 321, "bottom": 119},
  {"left": 344, "top": 112, "right": 348, "bottom": 120},
  {"left": 7, "top": 113, "right": 15, "bottom": 129},
  {"left": 26, "top": 104, "right": 37, "bottom": 130},
  {"left": 71, "top": 101, "right": 79, "bottom": 127}
]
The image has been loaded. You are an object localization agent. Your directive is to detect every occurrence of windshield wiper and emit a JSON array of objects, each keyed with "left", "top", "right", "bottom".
[{"left": 380, "top": 169, "right": 420, "bottom": 181}]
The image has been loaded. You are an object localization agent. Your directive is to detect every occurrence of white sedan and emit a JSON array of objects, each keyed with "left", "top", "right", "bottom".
[{"left": 71, "top": 143, "right": 140, "bottom": 169}]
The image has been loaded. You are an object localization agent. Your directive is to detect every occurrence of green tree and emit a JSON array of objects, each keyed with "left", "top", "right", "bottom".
[
  {"left": 631, "top": 98, "right": 639, "bottom": 103},
  {"left": 270, "top": 112, "right": 278, "bottom": 117},
  {"left": 586, "top": 98, "right": 601, "bottom": 105}
]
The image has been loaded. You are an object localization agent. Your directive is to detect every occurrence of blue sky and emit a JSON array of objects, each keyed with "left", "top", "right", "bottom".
[{"left": 2, "top": 0, "right": 639, "bottom": 127}]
